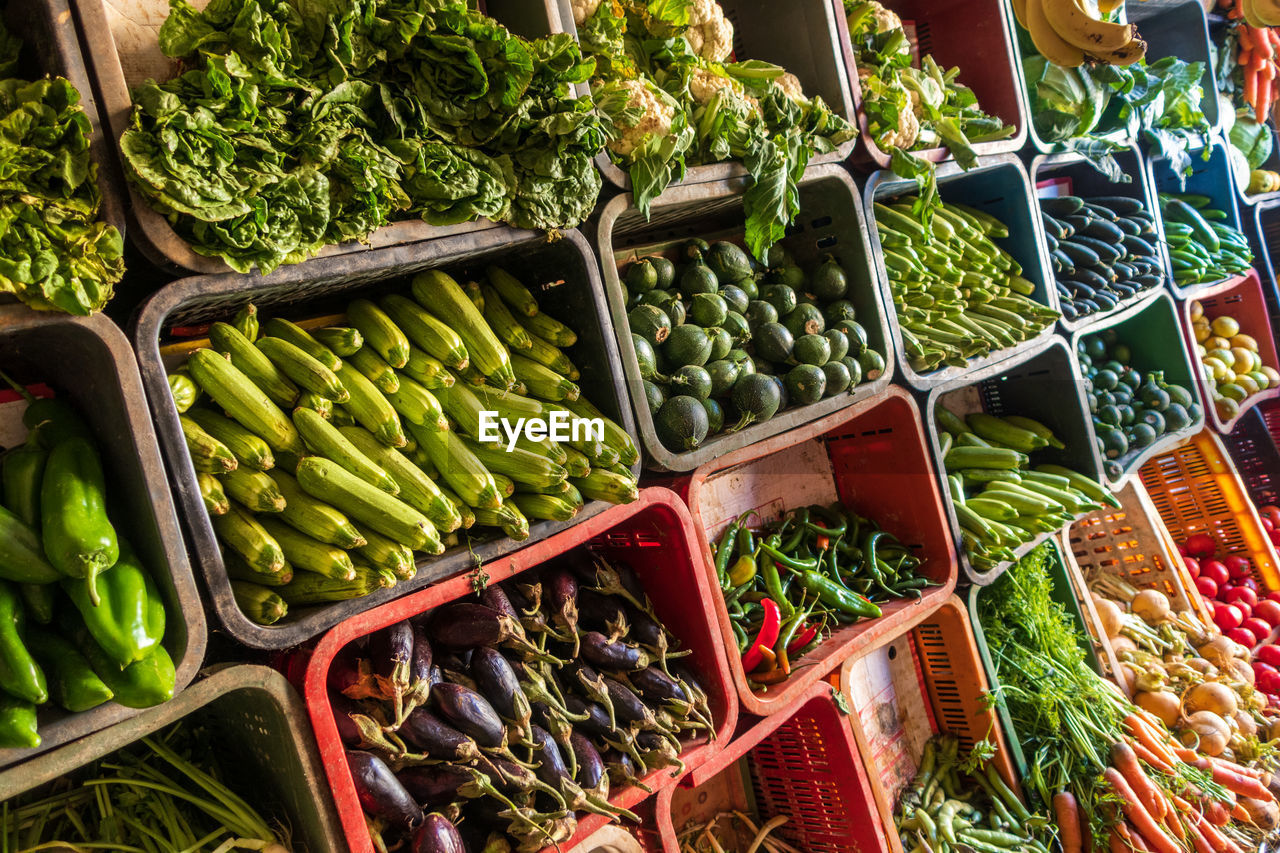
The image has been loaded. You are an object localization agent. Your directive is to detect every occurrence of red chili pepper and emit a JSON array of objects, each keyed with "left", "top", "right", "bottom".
[
  {"left": 740, "top": 598, "right": 781, "bottom": 672},
  {"left": 815, "top": 534, "right": 830, "bottom": 551},
  {"left": 787, "top": 623, "right": 820, "bottom": 654}
]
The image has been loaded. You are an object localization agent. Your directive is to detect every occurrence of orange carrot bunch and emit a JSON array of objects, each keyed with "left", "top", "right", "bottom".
[{"left": 1223, "top": 0, "right": 1280, "bottom": 122}]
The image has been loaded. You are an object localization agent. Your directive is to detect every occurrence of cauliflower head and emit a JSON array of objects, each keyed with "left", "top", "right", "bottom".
[
  {"left": 775, "top": 71, "right": 804, "bottom": 101},
  {"left": 685, "top": 0, "right": 734, "bottom": 62},
  {"left": 571, "top": 0, "right": 602, "bottom": 25},
  {"left": 689, "top": 66, "right": 758, "bottom": 112},
  {"left": 881, "top": 101, "right": 919, "bottom": 149},
  {"left": 606, "top": 78, "right": 676, "bottom": 159}
]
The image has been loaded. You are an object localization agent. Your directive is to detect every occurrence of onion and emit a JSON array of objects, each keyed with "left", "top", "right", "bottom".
[
  {"left": 1131, "top": 590, "right": 1172, "bottom": 625},
  {"left": 1136, "top": 691, "right": 1181, "bottom": 727},
  {"left": 1094, "top": 597, "right": 1124, "bottom": 638},
  {"left": 1199, "top": 637, "right": 1239, "bottom": 670},
  {"left": 1183, "top": 682, "right": 1240, "bottom": 718},
  {"left": 1181, "top": 710, "right": 1231, "bottom": 756}
]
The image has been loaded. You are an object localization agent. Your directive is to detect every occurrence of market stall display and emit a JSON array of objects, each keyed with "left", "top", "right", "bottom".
[{"left": 16, "top": 0, "right": 1280, "bottom": 849}]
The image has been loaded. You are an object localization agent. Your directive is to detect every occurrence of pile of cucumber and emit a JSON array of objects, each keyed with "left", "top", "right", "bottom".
[
  {"left": 1077, "top": 334, "right": 1200, "bottom": 480},
  {"left": 622, "top": 239, "right": 884, "bottom": 455},
  {"left": 873, "top": 197, "right": 1059, "bottom": 374},
  {"left": 169, "top": 268, "right": 639, "bottom": 626},
  {"left": 1039, "top": 194, "right": 1164, "bottom": 322},
  {"left": 935, "top": 406, "right": 1117, "bottom": 574},
  {"left": 1157, "top": 193, "right": 1253, "bottom": 289}
]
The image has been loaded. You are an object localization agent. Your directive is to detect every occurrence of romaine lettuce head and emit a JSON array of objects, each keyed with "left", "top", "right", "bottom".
[{"left": 1025, "top": 56, "right": 1104, "bottom": 143}]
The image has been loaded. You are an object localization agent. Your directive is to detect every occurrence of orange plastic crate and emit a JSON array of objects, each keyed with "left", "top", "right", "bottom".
[
  {"left": 1139, "top": 429, "right": 1280, "bottom": 591},
  {"left": 1065, "top": 480, "right": 1213, "bottom": 626},
  {"left": 838, "top": 597, "right": 1019, "bottom": 853}
]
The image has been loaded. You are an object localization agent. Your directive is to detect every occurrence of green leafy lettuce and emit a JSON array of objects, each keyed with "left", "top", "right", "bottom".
[
  {"left": 121, "top": 0, "right": 605, "bottom": 273},
  {"left": 0, "top": 21, "right": 123, "bottom": 314}
]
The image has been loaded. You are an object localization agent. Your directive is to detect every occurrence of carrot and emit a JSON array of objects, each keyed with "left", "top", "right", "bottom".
[
  {"left": 1246, "top": 63, "right": 1260, "bottom": 108},
  {"left": 1210, "top": 755, "right": 1265, "bottom": 781},
  {"left": 1184, "top": 819, "right": 1215, "bottom": 853},
  {"left": 1189, "top": 755, "right": 1275, "bottom": 802},
  {"left": 1109, "top": 829, "right": 1129, "bottom": 853},
  {"left": 1230, "top": 3, "right": 1243, "bottom": 17},
  {"left": 1271, "top": 27, "right": 1280, "bottom": 46},
  {"left": 1103, "top": 768, "right": 1181, "bottom": 853},
  {"left": 1113, "top": 742, "right": 1166, "bottom": 821},
  {"left": 1198, "top": 815, "right": 1244, "bottom": 853},
  {"left": 1204, "top": 799, "right": 1230, "bottom": 827},
  {"left": 1125, "top": 716, "right": 1179, "bottom": 768},
  {"left": 1054, "top": 791, "right": 1083, "bottom": 853},
  {"left": 1240, "top": 45, "right": 1254, "bottom": 66},
  {"left": 1130, "top": 740, "right": 1175, "bottom": 774},
  {"left": 1160, "top": 794, "right": 1184, "bottom": 843},
  {"left": 1254, "top": 25, "right": 1276, "bottom": 59},
  {"left": 1231, "top": 801, "right": 1251, "bottom": 822}
]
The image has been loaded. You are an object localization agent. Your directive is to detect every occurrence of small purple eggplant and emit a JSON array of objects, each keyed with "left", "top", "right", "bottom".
[
  {"left": 430, "top": 602, "right": 559, "bottom": 663},
  {"left": 528, "top": 725, "right": 638, "bottom": 823},
  {"left": 629, "top": 666, "right": 688, "bottom": 705},
  {"left": 561, "top": 661, "right": 616, "bottom": 730},
  {"left": 544, "top": 567, "right": 580, "bottom": 655},
  {"left": 399, "top": 709, "right": 481, "bottom": 762},
  {"left": 481, "top": 584, "right": 520, "bottom": 622},
  {"left": 413, "top": 814, "right": 465, "bottom": 853},
  {"left": 570, "top": 731, "right": 607, "bottom": 795},
  {"left": 576, "top": 554, "right": 650, "bottom": 615},
  {"left": 602, "top": 749, "right": 652, "bottom": 793},
  {"left": 330, "top": 691, "right": 365, "bottom": 746},
  {"left": 510, "top": 660, "right": 586, "bottom": 723},
  {"left": 470, "top": 647, "right": 532, "bottom": 735},
  {"left": 398, "top": 764, "right": 524, "bottom": 814},
  {"left": 636, "top": 730, "right": 685, "bottom": 776},
  {"left": 563, "top": 695, "right": 615, "bottom": 740},
  {"left": 579, "top": 631, "right": 649, "bottom": 672},
  {"left": 372, "top": 620, "right": 415, "bottom": 726},
  {"left": 577, "top": 589, "right": 630, "bottom": 637},
  {"left": 347, "top": 750, "right": 421, "bottom": 829},
  {"left": 530, "top": 700, "right": 577, "bottom": 778},
  {"left": 432, "top": 682, "right": 506, "bottom": 749},
  {"left": 477, "top": 754, "right": 567, "bottom": 808},
  {"left": 603, "top": 676, "right": 656, "bottom": 729}
]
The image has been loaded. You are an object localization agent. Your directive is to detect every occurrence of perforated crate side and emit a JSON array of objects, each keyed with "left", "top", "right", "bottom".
[
  {"left": 1138, "top": 431, "right": 1280, "bottom": 591},
  {"left": 1224, "top": 406, "right": 1280, "bottom": 509}
]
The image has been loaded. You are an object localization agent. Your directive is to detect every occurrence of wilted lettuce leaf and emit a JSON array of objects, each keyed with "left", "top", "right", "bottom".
[
  {"left": 121, "top": 0, "right": 606, "bottom": 272},
  {"left": 0, "top": 73, "right": 123, "bottom": 314}
]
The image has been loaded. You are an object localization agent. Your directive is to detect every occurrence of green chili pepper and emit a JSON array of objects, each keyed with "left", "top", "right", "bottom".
[
  {"left": 728, "top": 553, "right": 757, "bottom": 587},
  {"left": 736, "top": 523, "right": 755, "bottom": 557},
  {"left": 714, "top": 523, "right": 738, "bottom": 587},
  {"left": 759, "top": 543, "right": 819, "bottom": 572},
  {"left": 804, "top": 519, "right": 847, "bottom": 537},
  {"left": 0, "top": 693, "right": 38, "bottom": 748},
  {"left": 732, "top": 620, "right": 748, "bottom": 653},
  {"left": 0, "top": 580, "right": 47, "bottom": 704},
  {"left": 780, "top": 525, "right": 806, "bottom": 552},
  {"left": 62, "top": 540, "right": 165, "bottom": 668},
  {"left": 760, "top": 558, "right": 793, "bottom": 618},
  {"left": 41, "top": 436, "right": 119, "bottom": 605},
  {"left": 27, "top": 626, "right": 114, "bottom": 713},
  {"left": 799, "top": 571, "right": 881, "bottom": 619}
]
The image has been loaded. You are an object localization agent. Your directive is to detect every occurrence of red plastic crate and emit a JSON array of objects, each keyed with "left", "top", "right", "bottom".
[
  {"left": 1139, "top": 429, "right": 1280, "bottom": 592},
  {"left": 839, "top": 0, "right": 1027, "bottom": 170},
  {"left": 681, "top": 386, "right": 958, "bottom": 716},
  {"left": 657, "top": 683, "right": 886, "bottom": 853},
  {"left": 839, "top": 597, "right": 1020, "bottom": 853},
  {"left": 1180, "top": 269, "right": 1280, "bottom": 434},
  {"left": 300, "top": 489, "right": 737, "bottom": 853}
]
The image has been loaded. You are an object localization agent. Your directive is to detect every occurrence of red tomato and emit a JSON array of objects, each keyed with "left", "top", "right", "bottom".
[
  {"left": 1270, "top": 528, "right": 1280, "bottom": 548},
  {"left": 1255, "top": 644, "right": 1280, "bottom": 667},
  {"left": 1184, "top": 534, "right": 1218, "bottom": 559},
  {"left": 1245, "top": 617, "right": 1274, "bottom": 643},
  {"left": 1268, "top": 591, "right": 1280, "bottom": 604},
  {"left": 1240, "top": 577, "right": 1261, "bottom": 593},
  {"left": 1229, "top": 626, "right": 1260, "bottom": 648},
  {"left": 1215, "top": 601, "right": 1245, "bottom": 631},
  {"left": 1261, "top": 505, "right": 1280, "bottom": 528},
  {"left": 1177, "top": 542, "right": 1187, "bottom": 557},
  {"left": 1264, "top": 517, "right": 1276, "bottom": 532},
  {"left": 1226, "top": 586, "right": 1259, "bottom": 612},
  {"left": 1226, "top": 555, "right": 1254, "bottom": 581},
  {"left": 1200, "top": 559, "right": 1230, "bottom": 587},
  {"left": 1196, "top": 576, "right": 1219, "bottom": 600},
  {"left": 1257, "top": 600, "right": 1280, "bottom": 627},
  {"left": 1183, "top": 556, "right": 1200, "bottom": 578}
]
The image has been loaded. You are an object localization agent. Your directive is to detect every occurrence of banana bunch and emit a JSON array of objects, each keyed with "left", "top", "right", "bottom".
[
  {"left": 1012, "top": 0, "right": 1146, "bottom": 68},
  {"left": 1241, "top": 0, "right": 1280, "bottom": 28}
]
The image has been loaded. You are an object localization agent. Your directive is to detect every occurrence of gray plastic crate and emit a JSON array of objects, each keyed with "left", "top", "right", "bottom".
[
  {"left": 864, "top": 153, "right": 1059, "bottom": 392},
  {"left": 1029, "top": 146, "right": 1170, "bottom": 334},
  {"left": 0, "top": 308, "right": 204, "bottom": 767},
  {"left": 924, "top": 335, "right": 1101, "bottom": 586},
  {"left": 0, "top": 665, "right": 345, "bottom": 853},
  {"left": 70, "top": 0, "right": 558, "bottom": 275},
  {"left": 132, "top": 227, "right": 639, "bottom": 650},
  {"left": 591, "top": 163, "right": 893, "bottom": 473},
  {"left": 553, "top": 0, "right": 855, "bottom": 191},
  {"left": 1238, "top": 195, "right": 1280, "bottom": 327},
  {"left": 1146, "top": 137, "right": 1246, "bottom": 299}
]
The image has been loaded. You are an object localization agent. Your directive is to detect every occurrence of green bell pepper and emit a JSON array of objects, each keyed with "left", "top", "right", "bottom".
[
  {"left": 62, "top": 539, "right": 164, "bottom": 667},
  {"left": 0, "top": 580, "right": 47, "bottom": 704},
  {"left": 61, "top": 610, "right": 174, "bottom": 709},
  {"left": 27, "top": 626, "right": 113, "bottom": 713},
  {"left": 41, "top": 436, "right": 119, "bottom": 605},
  {"left": 0, "top": 693, "right": 38, "bottom": 748}
]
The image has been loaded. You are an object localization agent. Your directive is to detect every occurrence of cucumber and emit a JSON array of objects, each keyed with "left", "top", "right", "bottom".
[
  {"left": 293, "top": 407, "right": 399, "bottom": 494},
  {"left": 655, "top": 395, "right": 709, "bottom": 452},
  {"left": 296, "top": 457, "right": 440, "bottom": 552},
  {"left": 1091, "top": 195, "right": 1143, "bottom": 215},
  {"left": 260, "top": 319, "right": 343, "bottom": 372}
]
